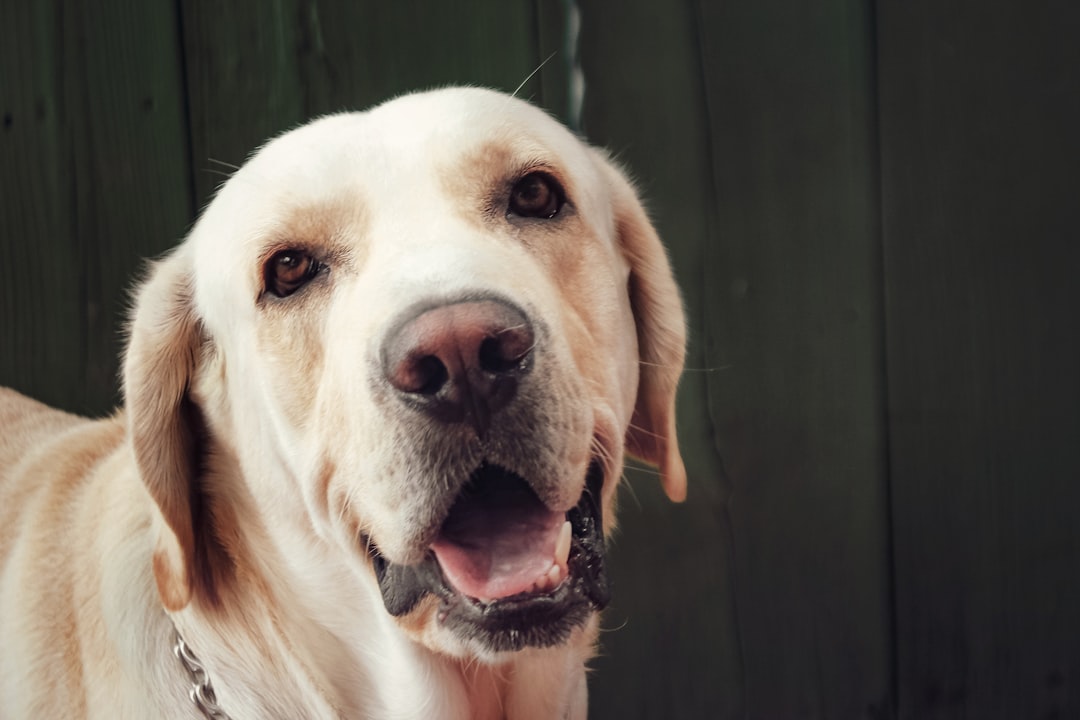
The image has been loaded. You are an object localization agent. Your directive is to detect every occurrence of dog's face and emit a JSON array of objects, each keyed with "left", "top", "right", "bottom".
[{"left": 124, "top": 88, "right": 685, "bottom": 660}]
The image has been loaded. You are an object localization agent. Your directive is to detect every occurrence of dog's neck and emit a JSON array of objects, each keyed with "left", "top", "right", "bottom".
[
  {"left": 171, "top": 614, "right": 590, "bottom": 720},
  {"left": 172, "top": 585, "right": 592, "bottom": 720}
]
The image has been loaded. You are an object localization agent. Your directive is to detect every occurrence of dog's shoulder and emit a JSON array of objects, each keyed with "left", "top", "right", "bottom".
[
  {"left": 0, "top": 388, "right": 127, "bottom": 541},
  {"left": 0, "top": 387, "right": 124, "bottom": 478},
  {"left": 0, "top": 388, "right": 83, "bottom": 462}
]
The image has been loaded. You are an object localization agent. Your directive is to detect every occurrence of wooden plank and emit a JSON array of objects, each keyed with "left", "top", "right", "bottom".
[
  {"left": 573, "top": 1, "right": 747, "bottom": 715},
  {"left": 694, "top": 1, "right": 893, "bottom": 715},
  {"left": 289, "top": 1, "right": 548, "bottom": 114},
  {"left": 877, "top": 3, "right": 1080, "bottom": 718},
  {"left": 534, "top": 0, "right": 576, "bottom": 128},
  {"left": 575, "top": 0, "right": 899, "bottom": 716},
  {"left": 179, "top": 0, "right": 306, "bottom": 206},
  {"left": 66, "top": 0, "right": 193, "bottom": 414},
  {"left": 0, "top": 3, "right": 84, "bottom": 412},
  {"left": 0, "top": 0, "right": 191, "bottom": 416},
  {"left": 180, "top": 0, "right": 567, "bottom": 209},
  {"left": 660, "top": 0, "right": 891, "bottom": 716}
]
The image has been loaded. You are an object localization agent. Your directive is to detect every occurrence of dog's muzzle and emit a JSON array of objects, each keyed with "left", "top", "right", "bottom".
[{"left": 370, "top": 461, "right": 609, "bottom": 652}]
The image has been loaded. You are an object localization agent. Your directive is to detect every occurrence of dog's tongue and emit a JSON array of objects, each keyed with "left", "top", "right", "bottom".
[{"left": 431, "top": 469, "right": 564, "bottom": 602}]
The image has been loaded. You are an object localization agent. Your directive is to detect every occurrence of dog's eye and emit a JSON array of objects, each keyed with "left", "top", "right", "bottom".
[
  {"left": 508, "top": 172, "right": 564, "bottom": 219},
  {"left": 265, "top": 249, "right": 321, "bottom": 298}
]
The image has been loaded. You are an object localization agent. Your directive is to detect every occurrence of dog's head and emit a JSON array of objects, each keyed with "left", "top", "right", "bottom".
[{"left": 124, "top": 87, "right": 685, "bottom": 659}]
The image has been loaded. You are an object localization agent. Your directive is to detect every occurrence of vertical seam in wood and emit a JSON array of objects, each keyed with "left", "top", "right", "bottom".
[
  {"left": 63, "top": 0, "right": 92, "bottom": 414},
  {"left": 690, "top": 0, "right": 749, "bottom": 716},
  {"left": 173, "top": 0, "right": 198, "bottom": 223},
  {"left": 527, "top": 0, "right": 543, "bottom": 105},
  {"left": 867, "top": 0, "right": 900, "bottom": 716}
]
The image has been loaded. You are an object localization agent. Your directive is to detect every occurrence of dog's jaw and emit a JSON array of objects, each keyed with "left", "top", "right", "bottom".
[{"left": 369, "top": 460, "right": 610, "bottom": 657}]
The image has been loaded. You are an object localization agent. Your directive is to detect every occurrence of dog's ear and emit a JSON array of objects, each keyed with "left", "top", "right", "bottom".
[
  {"left": 598, "top": 154, "right": 688, "bottom": 502},
  {"left": 123, "top": 248, "right": 205, "bottom": 611}
]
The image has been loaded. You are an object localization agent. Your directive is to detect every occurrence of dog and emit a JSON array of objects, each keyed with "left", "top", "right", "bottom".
[{"left": 0, "top": 87, "right": 686, "bottom": 719}]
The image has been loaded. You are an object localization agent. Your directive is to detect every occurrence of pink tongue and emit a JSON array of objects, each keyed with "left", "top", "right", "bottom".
[{"left": 431, "top": 489, "right": 563, "bottom": 602}]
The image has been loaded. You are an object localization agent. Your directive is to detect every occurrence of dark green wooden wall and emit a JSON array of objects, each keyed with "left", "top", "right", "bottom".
[{"left": 2, "top": 1, "right": 1077, "bottom": 718}]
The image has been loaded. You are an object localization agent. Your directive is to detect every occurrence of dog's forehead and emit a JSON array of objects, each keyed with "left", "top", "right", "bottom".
[{"left": 243, "top": 88, "right": 586, "bottom": 194}]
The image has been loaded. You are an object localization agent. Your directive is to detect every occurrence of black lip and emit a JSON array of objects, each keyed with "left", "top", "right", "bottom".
[{"left": 370, "top": 461, "right": 609, "bottom": 652}]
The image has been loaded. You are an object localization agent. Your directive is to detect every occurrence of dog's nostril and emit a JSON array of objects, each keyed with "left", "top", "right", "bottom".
[
  {"left": 478, "top": 329, "right": 531, "bottom": 375},
  {"left": 410, "top": 355, "right": 450, "bottom": 395},
  {"left": 478, "top": 338, "right": 510, "bottom": 374}
]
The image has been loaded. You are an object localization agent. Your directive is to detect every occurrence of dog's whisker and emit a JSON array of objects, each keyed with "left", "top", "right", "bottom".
[
  {"left": 203, "top": 168, "right": 236, "bottom": 180},
  {"left": 511, "top": 50, "right": 558, "bottom": 99},
  {"left": 619, "top": 472, "right": 644, "bottom": 511},
  {"left": 625, "top": 421, "right": 670, "bottom": 442},
  {"left": 625, "top": 465, "right": 664, "bottom": 482},
  {"left": 589, "top": 437, "right": 616, "bottom": 470},
  {"left": 639, "top": 358, "right": 729, "bottom": 373},
  {"left": 207, "top": 157, "right": 242, "bottom": 170},
  {"left": 598, "top": 615, "right": 631, "bottom": 634}
]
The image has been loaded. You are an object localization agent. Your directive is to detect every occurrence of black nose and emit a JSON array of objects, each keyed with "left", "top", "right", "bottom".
[{"left": 381, "top": 299, "right": 536, "bottom": 436}]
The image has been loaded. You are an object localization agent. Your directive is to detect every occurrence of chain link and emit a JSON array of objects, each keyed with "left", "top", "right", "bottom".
[{"left": 173, "top": 630, "right": 233, "bottom": 720}]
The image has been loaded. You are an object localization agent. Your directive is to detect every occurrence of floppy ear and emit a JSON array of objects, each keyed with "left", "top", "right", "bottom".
[
  {"left": 123, "top": 248, "right": 206, "bottom": 611},
  {"left": 599, "top": 155, "right": 688, "bottom": 502}
]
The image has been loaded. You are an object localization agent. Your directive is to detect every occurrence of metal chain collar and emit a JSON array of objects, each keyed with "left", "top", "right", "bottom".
[{"left": 173, "top": 630, "right": 233, "bottom": 720}]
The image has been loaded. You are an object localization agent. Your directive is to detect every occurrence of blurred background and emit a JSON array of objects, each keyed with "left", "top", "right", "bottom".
[{"left": 2, "top": 2, "right": 1078, "bottom": 718}]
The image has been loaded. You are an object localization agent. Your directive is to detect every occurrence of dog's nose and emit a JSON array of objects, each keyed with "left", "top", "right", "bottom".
[{"left": 381, "top": 299, "right": 535, "bottom": 436}]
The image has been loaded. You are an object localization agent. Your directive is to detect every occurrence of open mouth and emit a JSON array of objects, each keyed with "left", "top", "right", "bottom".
[{"left": 370, "top": 461, "right": 610, "bottom": 652}]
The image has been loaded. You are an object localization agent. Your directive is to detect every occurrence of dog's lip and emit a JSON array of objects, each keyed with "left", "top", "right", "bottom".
[{"left": 368, "top": 459, "right": 609, "bottom": 651}]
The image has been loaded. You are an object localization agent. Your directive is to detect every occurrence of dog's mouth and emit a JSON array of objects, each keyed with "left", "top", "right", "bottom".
[{"left": 369, "top": 461, "right": 609, "bottom": 652}]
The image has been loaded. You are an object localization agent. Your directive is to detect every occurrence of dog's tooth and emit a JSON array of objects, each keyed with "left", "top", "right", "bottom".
[
  {"left": 546, "top": 564, "right": 562, "bottom": 588},
  {"left": 554, "top": 520, "right": 572, "bottom": 569},
  {"left": 534, "top": 571, "right": 550, "bottom": 592}
]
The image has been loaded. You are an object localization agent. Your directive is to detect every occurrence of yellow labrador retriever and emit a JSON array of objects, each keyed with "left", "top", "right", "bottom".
[{"left": 0, "top": 87, "right": 685, "bottom": 719}]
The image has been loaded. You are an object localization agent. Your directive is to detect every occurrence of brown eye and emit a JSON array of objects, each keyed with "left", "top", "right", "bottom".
[
  {"left": 265, "top": 249, "right": 321, "bottom": 297},
  {"left": 508, "top": 172, "right": 564, "bottom": 219}
]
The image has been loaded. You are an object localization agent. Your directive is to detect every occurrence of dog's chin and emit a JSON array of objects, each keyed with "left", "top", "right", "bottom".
[{"left": 368, "top": 461, "right": 609, "bottom": 654}]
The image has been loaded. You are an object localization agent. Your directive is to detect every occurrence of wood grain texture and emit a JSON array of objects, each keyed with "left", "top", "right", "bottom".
[
  {"left": 578, "top": 0, "right": 747, "bottom": 708},
  {"left": 575, "top": 2, "right": 747, "bottom": 715},
  {"left": 877, "top": 3, "right": 1080, "bottom": 718},
  {"left": 534, "top": 0, "right": 576, "bottom": 127},
  {"left": 66, "top": 0, "right": 194, "bottom": 413},
  {"left": 1, "top": 0, "right": 191, "bottom": 415},
  {"left": 575, "top": 0, "right": 887, "bottom": 716},
  {"left": 1, "top": 2, "right": 84, "bottom": 412},
  {"left": 180, "top": 0, "right": 568, "bottom": 209},
  {"left": 694, "top": 0, "right": 893, "bottom": 716},
  {"left": 180, "top": 0, "right": 306, "bottom": 206}
]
